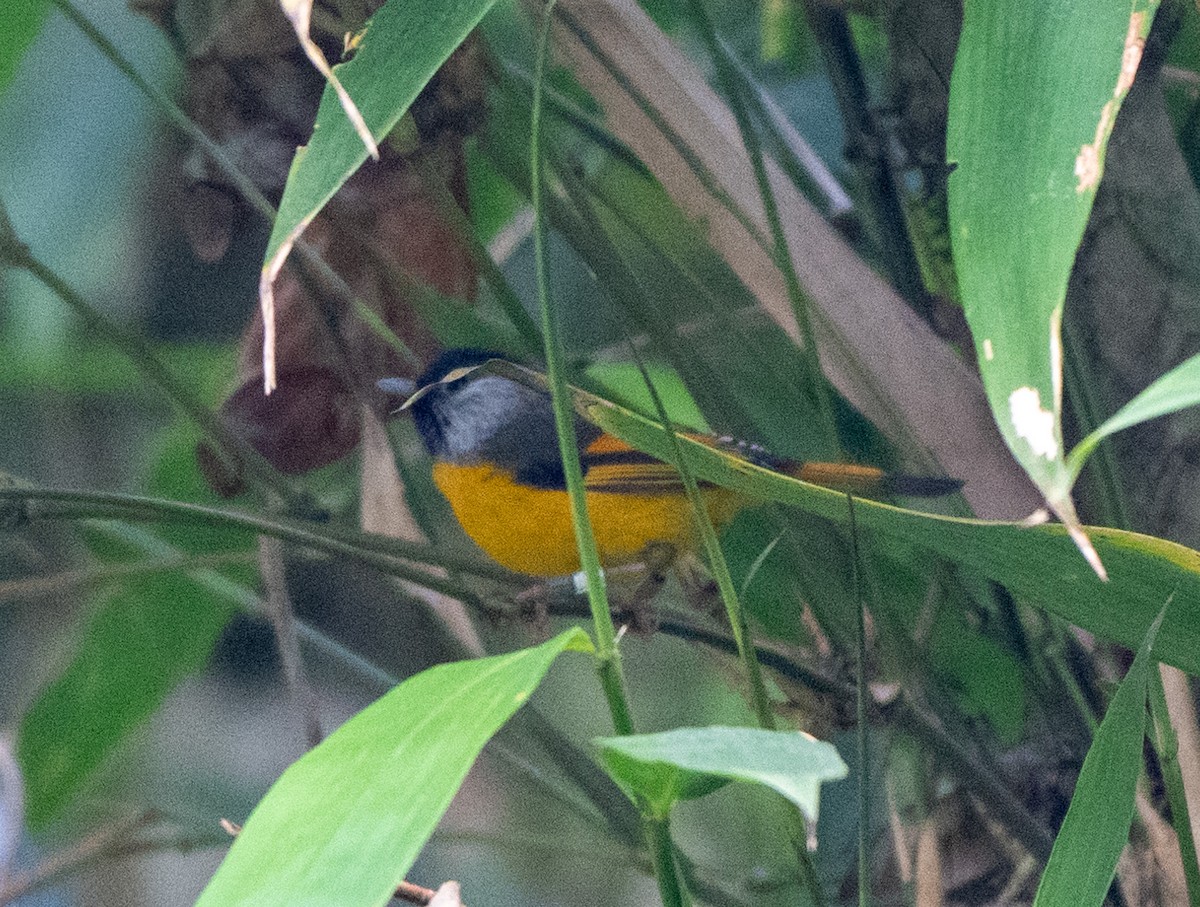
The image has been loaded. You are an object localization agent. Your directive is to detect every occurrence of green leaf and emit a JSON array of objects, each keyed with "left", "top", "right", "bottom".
[
  {"left": 947, "top": 0, "right": 1159, "bottom": 507},
  {"left": 18, "top": 564, "right": 236, "bottom": 828},
  {"left": 0, "top": 0, "right": 48, "bottom": 98},
  {"left": 1032, "top": 607, "right": 1163, "bottom": 906},
  {"left": 1069, "top": 352, "right": 1200, "bottom": 479},
  {"left": 18, "top": 406, "right": 250, "bottom": 829},
  {"left": 596, "top": 727, "right": 848, "bottom": 822},
  {"left": 195, "top": 629, "right": 592, "bottom": 907},
  {"left": 928, "top": 606, "right": 1026, "bottom": 744},
  {"left": 484, "top": 364, "right": 1200, "bottom": 676},
  {"left": 260, "top": 0, "right": 502, "bottom": 370},
  {"left": 584, "top": 361, "right": 709, "bottom": 433}
]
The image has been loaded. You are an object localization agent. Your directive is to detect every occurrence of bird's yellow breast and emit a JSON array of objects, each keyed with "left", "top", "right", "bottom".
[{"left": 431, "top": 462, "right": 742, "bottom": 577}]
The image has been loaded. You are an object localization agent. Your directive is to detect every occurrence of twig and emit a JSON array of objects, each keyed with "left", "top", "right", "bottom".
[
  {"left": 0, "top": 205, "right": 299, "bottom": 506},
  {"left": 394, "top": 879, "right": 442, "bottom": 905},
  {"left": 799, "top": 0, "right": 930, "bottom": 316},
  {"left": 258, "top": 535, "right": 323, "bottom": 748},
  {"left": 0, "top": 486, "right": 518, "bottom": 598},
  {"left": 0, "top": 551, "right": 256, "bottom": 602}
]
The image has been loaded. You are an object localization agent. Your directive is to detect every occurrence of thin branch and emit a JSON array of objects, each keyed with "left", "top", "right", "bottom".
[
  {"left": 799, "top": 0, "right": 930, "bottom": 316},
  {"left": 0, "top": 550, "right": 256, "bottom": 602},
  {"left": 0, "top": 486, "right": 517, "bottom": 602},
  {"left": 0, "top": 208, "right": 298, "bottom": 505},
  {"left": 259, "top": 535, "right": 323, "bottom": 748}
]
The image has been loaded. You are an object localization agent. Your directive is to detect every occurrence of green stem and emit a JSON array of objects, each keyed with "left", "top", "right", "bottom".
[
  {"left": 632, "top": 356, "right": 774, "bottom": 730},
  {"left": 847, "top": 497, "right": 870, "bottom": 907},
  {"left": 531, "top": 0, "right": 633, "bottom": 734},
  {"left": 542, "top": 582, "right": 1060, "bottom": 865},
  {"left": 532, "top": 5, "right": 688, "bottom": 903},
  {"left": 647, "top": 818, "right": 691, "bottom": 907},
  {"left": 1149, "top": 669, "right": 1200, "bottom": 906},
  {"left": 632, "top": 359, "right": 822, "bottom": 906}
]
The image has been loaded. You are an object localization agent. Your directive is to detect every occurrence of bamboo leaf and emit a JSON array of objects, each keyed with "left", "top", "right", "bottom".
[
  {"left": 597, "top": 727, "right": 847, "bottom": 823},
  {"left": 196, "top": 630, "right": 592, "bottom": 907},
  {"left": 1069, "top": 352, "right": 1200, "bottom": 479},
  {"left": 479, "top": 361, "right": 1200, "bottom": 676},
  {"left": 947, "top": 0, "right": 1159, "bottom": 516},
  {"left": 258, "top": 0, "right": 501, "bottom": 391},
  {"left": 1032, "top": 606, "right": 1164, "bottom": 906}
]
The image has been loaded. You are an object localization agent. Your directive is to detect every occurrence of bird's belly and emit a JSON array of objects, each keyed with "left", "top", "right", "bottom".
[{"left": 431, "top": 462, "right": 739, "bottom": 577}]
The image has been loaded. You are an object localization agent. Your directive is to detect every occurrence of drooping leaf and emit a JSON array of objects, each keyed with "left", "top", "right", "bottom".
[
  {"left": 259, "top": 0, "right": 503, "bottom": 390},
  {"left": 195, "top": 630, "right": 591, "bottom": 907},
  {"left": 475, "top": 362, "right": 1200, "bottom": 675},
  {"left": 596, "top": 726, "right": 847, "bottom": 822},
  {"left": 947, "top": 0, "right": 1160, "bottom": 513}
]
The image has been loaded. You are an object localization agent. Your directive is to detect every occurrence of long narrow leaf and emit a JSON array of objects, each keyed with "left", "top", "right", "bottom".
[
  {"left": 258, "top": 0, "right": 501, "bottom": 390},
  {"left": 195, "top": 630, "right": 591, "bottom": 907},
  {"left": 947, "top": 0, "right": 1159, "bottom": 510},
  {"left": 1069, "top": 352, "right": 1200, "bottom": 478},
  {"left": 478, "top": 362, "right": 1200, "bottom": 675},
  {"left": 1032, "top": 607, "right": 1164, "bottom": 906}
]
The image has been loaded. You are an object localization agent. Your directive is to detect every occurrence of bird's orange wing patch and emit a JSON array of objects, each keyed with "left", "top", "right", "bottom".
[{"left": 581, "top": 433, "right": 687, "bottom": 494}]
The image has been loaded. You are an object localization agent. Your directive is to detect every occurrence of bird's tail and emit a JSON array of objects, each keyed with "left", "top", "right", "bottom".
[{"left": 788, "top": 462, "right": 962, "bottom": 497}]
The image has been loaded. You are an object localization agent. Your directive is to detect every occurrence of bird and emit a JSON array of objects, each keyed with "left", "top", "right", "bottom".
[{"left": 383, "top": 349, "right": 959, "bottom": 577}]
